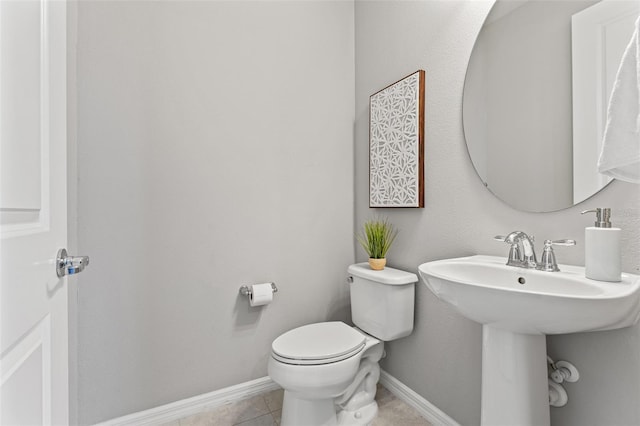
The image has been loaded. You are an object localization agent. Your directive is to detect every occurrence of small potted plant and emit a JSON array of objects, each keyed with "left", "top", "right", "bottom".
[{"left": 356, "top": 217, "right": 398, "bottom": 270}]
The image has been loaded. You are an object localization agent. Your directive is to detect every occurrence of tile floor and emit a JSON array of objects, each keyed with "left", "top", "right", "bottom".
[{"left": 162, "top": 384, "right": 432, "bottom": 426}]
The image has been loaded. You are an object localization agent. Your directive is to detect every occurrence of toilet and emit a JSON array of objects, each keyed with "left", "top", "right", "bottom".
[{"left": 268, "top": 263, "right": 417, "bottom": 426}]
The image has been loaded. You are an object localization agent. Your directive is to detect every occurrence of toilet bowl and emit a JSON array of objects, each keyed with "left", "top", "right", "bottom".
[
  {"left": 268, "top": 263, "right": 417, "bottom": 426},
  {"left": 268, "top": 322, "right": 383, "bottom": 426}
]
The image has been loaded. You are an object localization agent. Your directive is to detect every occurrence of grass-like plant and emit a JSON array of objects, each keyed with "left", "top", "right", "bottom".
[{"left": 356, "top": 218, "right": 398, "bottom": 259}]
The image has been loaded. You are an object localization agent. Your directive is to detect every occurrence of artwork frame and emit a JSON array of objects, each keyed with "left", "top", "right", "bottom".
[{"left": 369, "top": 70, "right": 425, "bottom": 208}]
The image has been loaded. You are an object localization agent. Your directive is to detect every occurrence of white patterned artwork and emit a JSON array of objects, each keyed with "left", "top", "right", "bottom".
[{"left": 369, "top": 70, "right": 425, "bottom": 208}]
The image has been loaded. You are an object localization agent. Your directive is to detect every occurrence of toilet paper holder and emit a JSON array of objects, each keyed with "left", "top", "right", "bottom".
[{"left": 239, "top": 282, "right": 278, "bottom": 297}]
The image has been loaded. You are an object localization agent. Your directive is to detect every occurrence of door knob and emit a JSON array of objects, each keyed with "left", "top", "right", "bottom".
[{"left": 56, "top": 248, "right": 90, "bottom": 277}]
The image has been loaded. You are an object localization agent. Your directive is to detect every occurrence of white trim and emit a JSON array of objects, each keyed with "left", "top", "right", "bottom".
[
  {"left": 379, "top": 370, "right": 460, "bottom": 426},
  {"left": 94, "top": 377, "right": 280, "bottom": 426}
]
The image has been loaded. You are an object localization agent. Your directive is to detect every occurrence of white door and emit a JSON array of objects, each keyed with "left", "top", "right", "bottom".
[{"left": 0, "top": 1, "right": 69, "bottom": 424}]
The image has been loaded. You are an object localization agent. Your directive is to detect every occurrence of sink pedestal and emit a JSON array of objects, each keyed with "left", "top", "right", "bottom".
[
  {"left": 419, "top": 255, "right": 640, "bottom": 426},
  {"left": 481, "top": 325, "right": 549, "bottom": 426}
]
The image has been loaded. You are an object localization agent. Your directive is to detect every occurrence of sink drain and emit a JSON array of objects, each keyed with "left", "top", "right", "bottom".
[{"left": 518, "top": 277, "right": 526, "bottom": 285}]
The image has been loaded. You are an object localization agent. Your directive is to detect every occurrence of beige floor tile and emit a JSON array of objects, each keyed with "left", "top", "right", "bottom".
[
  {"left": 271, "top": 409, "right": 281, "bottom": 425},
  {"left": 158, "top": 421, "right": 181, "bottom": 426},
  {"left": 374, "top": 384, "right": 395, "bottom": 408},
  {"left": 179, "top": 409, "right": 220, "bottom": 426},
  {"left": 178, "top": 384, "right": 431, "bottom": 426},
  {"left": 223, "top": 394, "right": 271, "bottom": 424},
  {"left": 178, "top": 403, "right": 237, "bottom": 426},
  {"left": 234, "top": 413, "right": 276, "bottom": 426},
  {"left": 372, "top": 397, "right": 432, "bottom": 426},
  {"left": 263, "top": 389, "right": 284, "bottom": 412},
  {"left": 180, "top": 394, "right": 270, "bottom": 426}
]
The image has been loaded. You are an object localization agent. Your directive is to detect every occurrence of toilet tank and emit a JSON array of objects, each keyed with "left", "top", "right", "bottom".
[{"left": 347, "top": 263, "right": 417, "bottom": 341}]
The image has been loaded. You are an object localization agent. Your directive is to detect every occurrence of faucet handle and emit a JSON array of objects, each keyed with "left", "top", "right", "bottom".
[
  {"left": 549, "top": 239, "right": 576, "bottom": 246},
  {"left": 494, "top": 234, "right": 535, "bottom": 243},
  {"left": 538, "top": 239, "right": 576, "bottom": 272}
]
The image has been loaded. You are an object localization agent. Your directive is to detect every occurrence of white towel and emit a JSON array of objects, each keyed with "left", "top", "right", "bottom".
[{"left": 597, "top": 16, "right": 640, "bottom": 184}]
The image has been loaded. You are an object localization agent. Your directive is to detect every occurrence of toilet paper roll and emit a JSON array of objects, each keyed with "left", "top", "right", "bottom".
[{"left": 249, "top": 283, "right": 273, "bottom": 307}]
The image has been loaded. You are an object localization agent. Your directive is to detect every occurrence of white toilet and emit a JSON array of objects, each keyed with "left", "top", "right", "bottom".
[{"left": 268, "top": 263, "right": 417, "bottom": 426}]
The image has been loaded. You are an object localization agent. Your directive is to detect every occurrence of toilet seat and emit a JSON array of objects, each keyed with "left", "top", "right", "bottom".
[{"left": 272, "top": 322, "right": 366, "bottom": 366}]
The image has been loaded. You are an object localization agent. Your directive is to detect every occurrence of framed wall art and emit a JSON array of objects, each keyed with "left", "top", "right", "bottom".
[{"left": 369, "top": 70, "right": 425, "bottom": 208}]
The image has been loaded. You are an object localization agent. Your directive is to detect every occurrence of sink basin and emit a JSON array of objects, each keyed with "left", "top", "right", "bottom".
[
  {"left": 418, "top": 255, "right": 640, "bottom": 334},
  {"left": 418, "top": 255, "right": 640, "bottom": 426}
]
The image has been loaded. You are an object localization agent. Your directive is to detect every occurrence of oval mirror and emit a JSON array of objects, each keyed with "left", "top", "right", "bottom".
[{"left": 463, "top": 0, "right": 639, "bottom": 212}]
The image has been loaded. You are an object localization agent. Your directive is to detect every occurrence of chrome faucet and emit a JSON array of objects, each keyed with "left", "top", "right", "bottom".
[
  {"left": 494, "top": 232, "right": 576, "bottom": 272},
  {"left": 495, "top": 231, "right": 538, "bottom": 269}
]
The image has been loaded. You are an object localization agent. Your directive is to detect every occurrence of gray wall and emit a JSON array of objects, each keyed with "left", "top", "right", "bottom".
[
  {"left": 72, "top": 1, "right": 355, "bottom": 424},
  {"left": 354, "top": 1, "right": 640, "bottom": 425},
  {"left": 70, "top": 1, "right": 640, "bottom": 425}
]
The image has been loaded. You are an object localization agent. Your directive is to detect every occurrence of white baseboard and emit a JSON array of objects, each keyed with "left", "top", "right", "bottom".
[
  {"left": 95, "top": 370, "right": 458, "bottom": 426},
  {"left": 94, "top": 376, "right": 280, "bottom": 426},
  {"left": 379, "top": 370, "right": 460, "bottom": 426}
]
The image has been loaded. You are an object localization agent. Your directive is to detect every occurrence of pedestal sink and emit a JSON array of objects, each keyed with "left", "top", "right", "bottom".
[{"left": 418, "top": 255, "right": 640, "bottom": 426}]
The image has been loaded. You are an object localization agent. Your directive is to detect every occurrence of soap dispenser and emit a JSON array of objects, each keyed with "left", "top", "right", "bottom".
[{"left": 580, "top": 208, "right": 621, "bottom": 282}]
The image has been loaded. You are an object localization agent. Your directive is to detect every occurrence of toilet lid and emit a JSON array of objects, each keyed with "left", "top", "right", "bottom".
[{"left": 272, "top": 322, "right": 366, "bottom": 364}]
